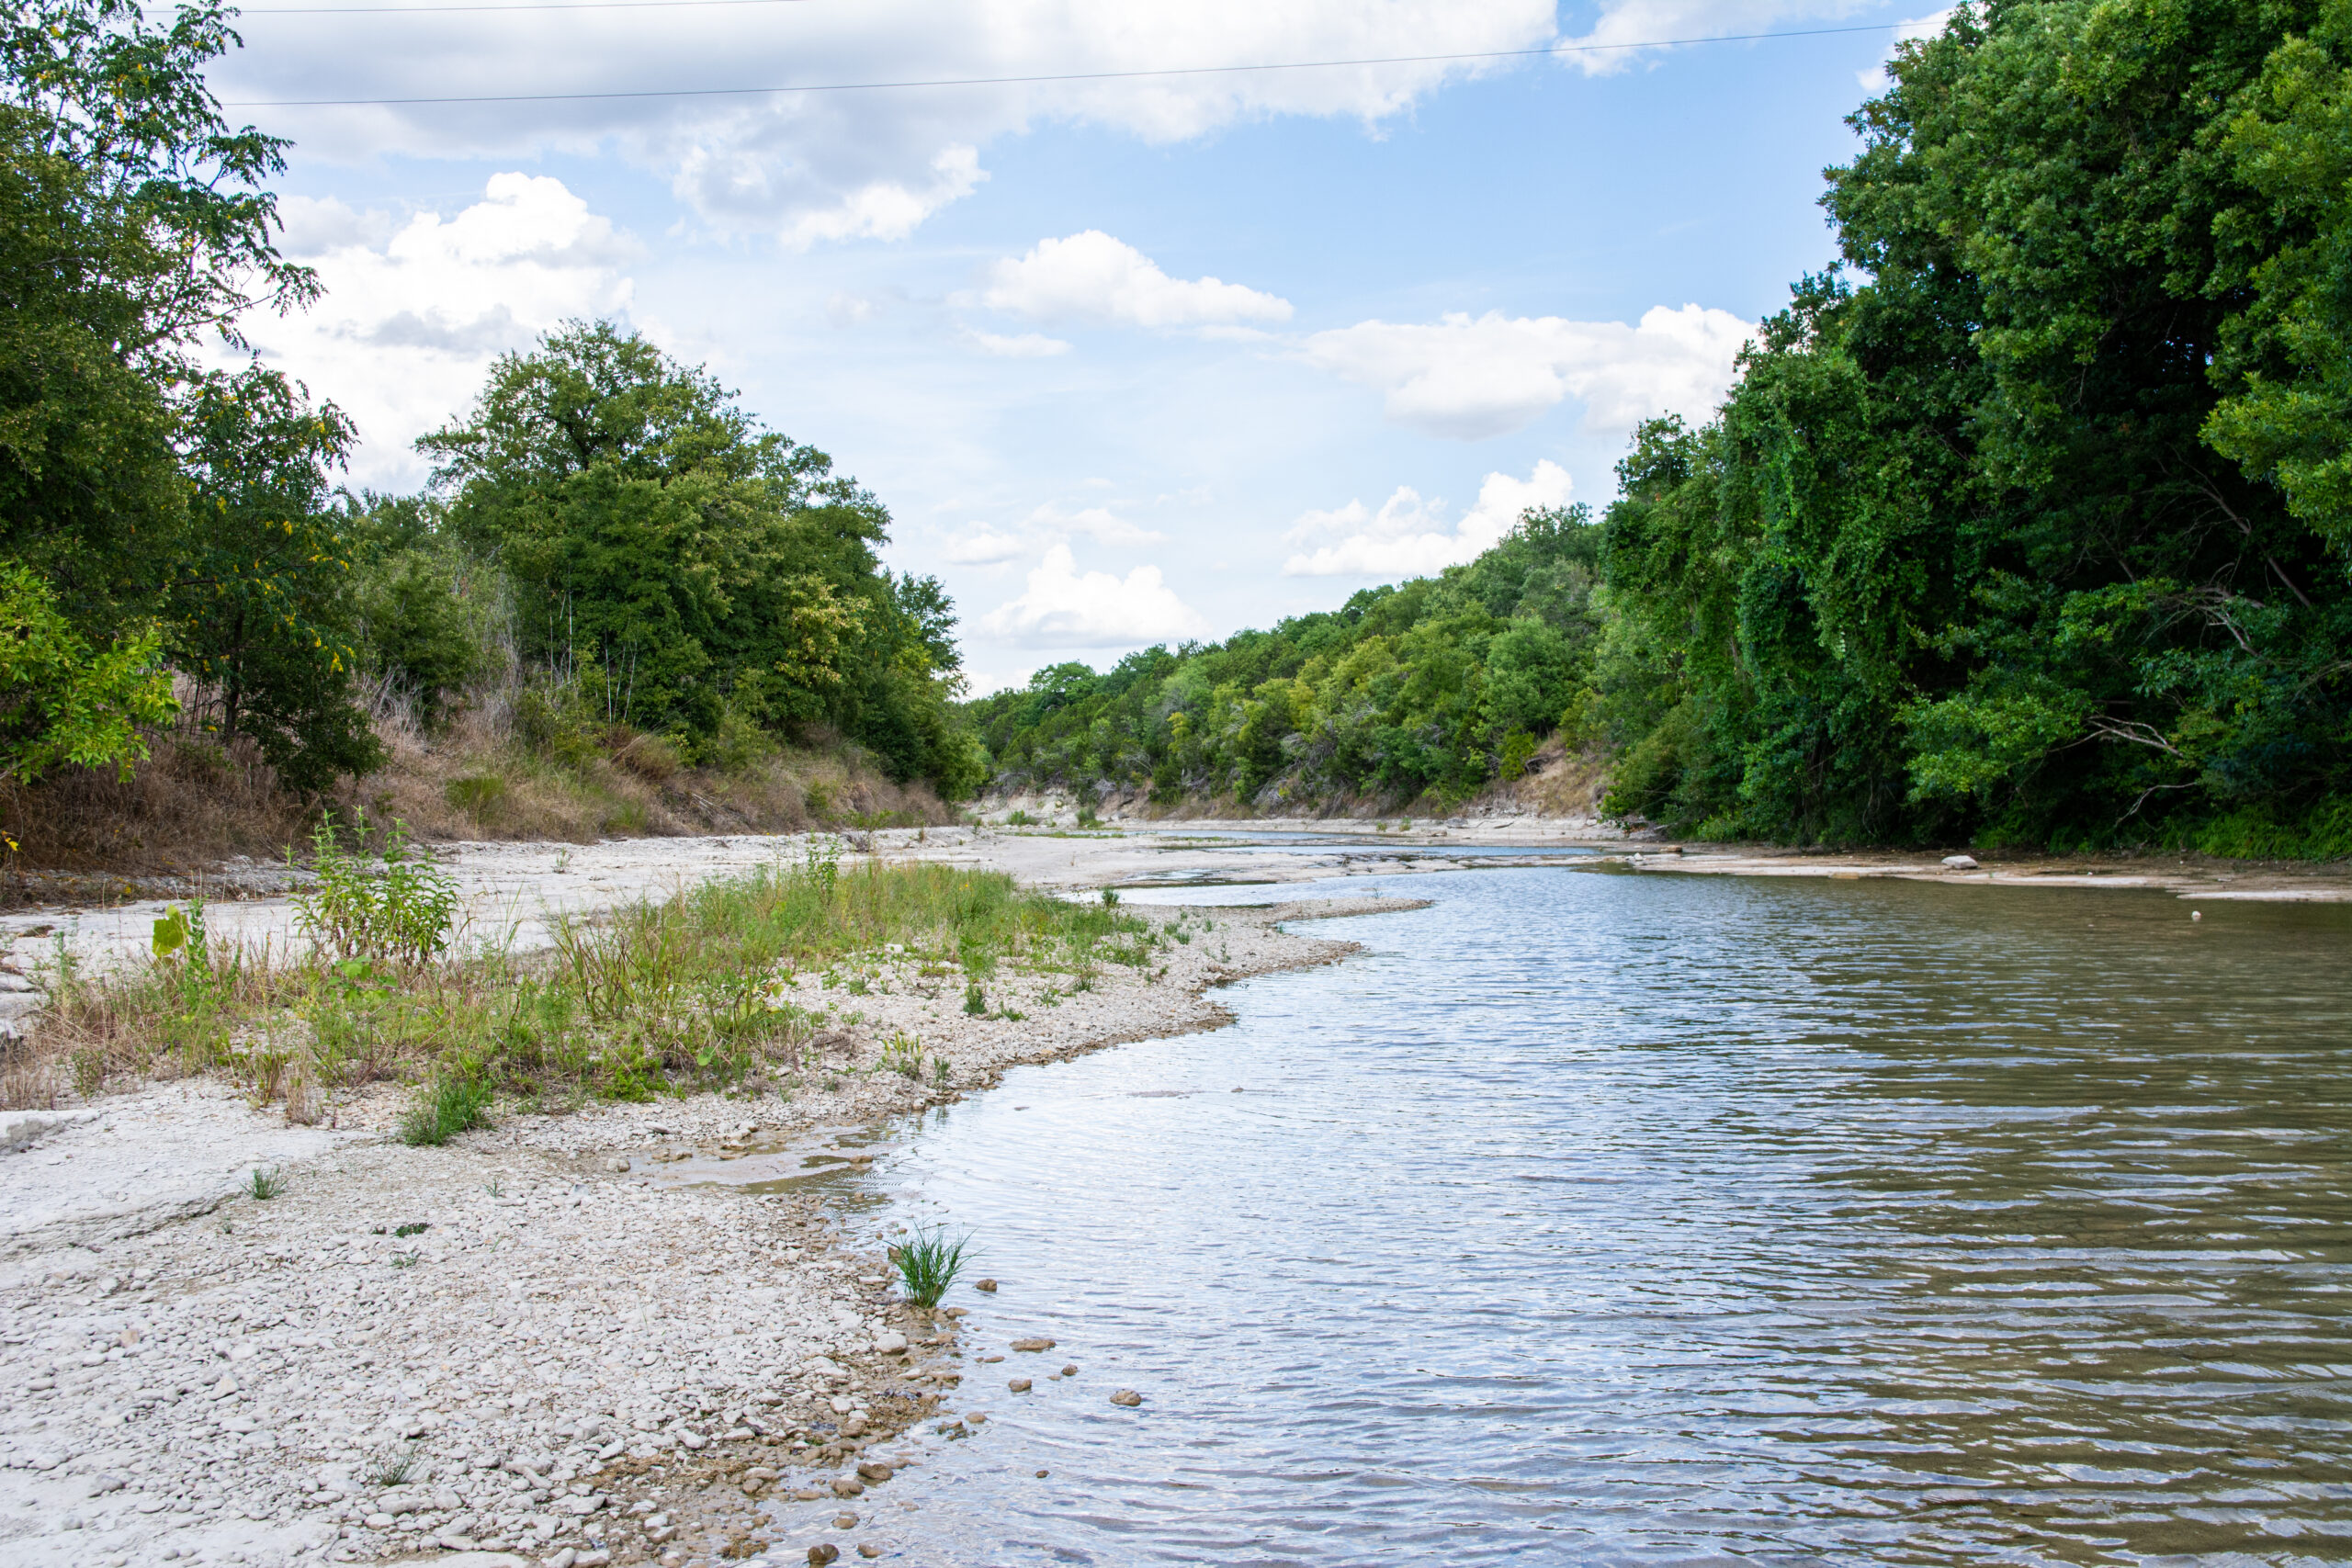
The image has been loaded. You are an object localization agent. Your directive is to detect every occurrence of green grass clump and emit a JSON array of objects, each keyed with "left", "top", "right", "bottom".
[
  {"left": 399, "top": 1077, "right": 493, "bottom": 1146},
  {"left": 963, "top": 980, "right": 986, "bottom": 1015},
  {"left": 247, "top": 1166, "right": 284, "bottom": 1200},
  {"left": 888, "top": 1224, "right": 970, "bottom": 1309}
]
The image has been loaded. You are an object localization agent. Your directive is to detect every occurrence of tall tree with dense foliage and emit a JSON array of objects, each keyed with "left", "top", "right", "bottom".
[
  {"left": 1600, "top": 0, "right": 2352, "bottom": 855},
  {"left": 421, "top": 321, "right": 984, "bottom": 796},
  {"left": 0, "top": 0, "right": 376, "bottom": 789}
]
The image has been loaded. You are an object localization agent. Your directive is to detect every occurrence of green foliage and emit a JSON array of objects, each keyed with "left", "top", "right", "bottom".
[
  {"left": 291, "top": 814, "right": 461, "bottom": 967},
  {"left": 888, "top": 1224, "right": 969, "bottom": 1309},
  {"left": 0, "top": 562, "right": 175, "bottom": 783},
  {"left": 968, "top": 505, "right": 1607, "bottom": 808},
  {"left": 246, "top": 1166, "right": 283, "bottom": 1200},
  {"left": 418, "top": 321, "right": 983, "bottom": 796},
  {"left": 398, "top": 1075, "right": 492, "bottom": 1146},
  {"left": 172, "top": 367, "right": 379, "bottom": 791},
  {"left": 0, "top": 0, "right": 376, "bottom": 791},
  {"left": 1592, "top": 0, "right": 2352, "bottom": 852}
]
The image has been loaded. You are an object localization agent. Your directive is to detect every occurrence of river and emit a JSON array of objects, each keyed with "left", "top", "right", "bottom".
[{"left": 776, "top": 863, "right": 2352, "bottom": 1565}]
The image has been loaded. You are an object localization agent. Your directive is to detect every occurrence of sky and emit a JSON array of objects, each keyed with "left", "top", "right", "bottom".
[{"left": 204, "top": 0, "right": 1949, "bottom": 696}]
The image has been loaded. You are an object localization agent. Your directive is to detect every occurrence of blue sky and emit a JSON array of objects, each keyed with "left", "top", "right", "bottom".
[{"left": 210, "top": 0, "right": 1943, "bottom": 694}]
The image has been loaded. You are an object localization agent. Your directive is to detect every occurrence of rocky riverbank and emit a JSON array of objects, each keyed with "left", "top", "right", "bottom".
[{"left": 0, "top": 894, "right": 1417, "bottom": 1568}]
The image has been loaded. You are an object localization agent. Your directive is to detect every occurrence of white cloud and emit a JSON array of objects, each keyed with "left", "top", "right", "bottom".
[
  {"left": 242, "top": 174, "right": 638, "bottom": 488},
  {"left": 221, "top": 2, "right": 1559, "bottom": 246},
  {"left": 962, "top": 328, "right": 1073, "bottom": 358},
  {"left": 945, "top": 529, "right": 1029, "bottom": 566},
  {"left": 978, "top": 231, "right": 1292, "bottom": 329},
  {"left": 1555, "top": 0, "right": 1882, "bottom": 76},
  {"left": 1026, "top": 503, "right": 1164, "bottom": 547},
  {"left": 1283, "top": 459, "right": 1573, "bottom": 578},
  {"left": 978, "top": 544, "right": 1208, "bottom": 646},
  {"left": 1300, "top": 304, "right": 1753, "bottom": 441}
]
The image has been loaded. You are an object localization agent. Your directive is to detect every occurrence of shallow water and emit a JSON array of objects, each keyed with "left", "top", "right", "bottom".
[{"left": 810, "top": 867, "right": 2352, "bottom": 1566}]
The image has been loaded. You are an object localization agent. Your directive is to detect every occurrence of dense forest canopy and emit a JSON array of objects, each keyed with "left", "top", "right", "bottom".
[
  {"left": 974, "top": 0, "right": 2352, "bottom": 857},
  {"left": 0, "top": 0, "right": 982, "bottom": 810},
  {"left": 968, "top": 507, "right": 1606, "bottom": 810}
]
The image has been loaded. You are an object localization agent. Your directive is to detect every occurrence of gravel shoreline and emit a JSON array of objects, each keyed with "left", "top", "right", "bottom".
[{"left": 0, "top": 893, "right": 1420, "bottom": 1568}]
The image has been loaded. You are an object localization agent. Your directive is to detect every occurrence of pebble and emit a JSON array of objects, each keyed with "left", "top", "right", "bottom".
[
  {"left": 808, "top": 1547, "right": 842, "bottom": 1566},
  {"left": 1008, "top": 1378, "right": 1032, "bottom": 1393},
  {"left": 859, "top": 1546, "right": 883, "bottom": 1560},
  {"left": 974, "top": 1280, "right": 999, "bottom": 1293},
  {"left": 1060, "top": 1364, "right": 1078, "bottom": 1376},
  {"left": 1110, "top": 1389, "right": 1144, "bottom": 1407},
  {"left": 1010, "top": 1337, "right": 1055, "bottom": 1352}
]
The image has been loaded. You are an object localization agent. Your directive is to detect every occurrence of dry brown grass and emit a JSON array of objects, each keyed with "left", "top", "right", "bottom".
[{"left": 3, "top": 681, "right": 956, "bottom": 886}]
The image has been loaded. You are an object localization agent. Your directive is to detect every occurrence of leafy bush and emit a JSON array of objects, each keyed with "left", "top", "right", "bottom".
[
  {"left": 399, "top": 1076, "right": 492, "bottom": 1146},
  {"left": 291, "top": 814, "right": 460, "bottom": 967}
]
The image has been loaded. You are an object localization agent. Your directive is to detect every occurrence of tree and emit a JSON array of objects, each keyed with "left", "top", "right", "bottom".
[
  {"left": 1, "top": 0, "right": 345, "bottom": 786},
  {"left": 171, "top": 367, "right": 379, "bottom": 791},
  {"left": 1597, "top": 0, "right": 2352, "bottom": 850},
  {"left": 422, "top": 321, "right": 984, "bottom": 796}
]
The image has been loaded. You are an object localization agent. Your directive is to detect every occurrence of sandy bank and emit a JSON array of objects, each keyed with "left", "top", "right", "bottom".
[{"left": 0, "top": 892, "right": 1419, "bottom": 1568}]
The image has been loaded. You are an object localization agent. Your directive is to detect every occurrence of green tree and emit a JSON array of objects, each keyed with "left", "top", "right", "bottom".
[
  {"left": 1599, "top": 0, "right": 2352, "bottom": 849},
  {"left": 171, "top": 367, "right": 380, "bottom": 791},
  {"left": 422, "top": 320, "right": 983, "bottom": 795},
  {"left": 2, "top": 0, "right": 340, "bottom": 786}
]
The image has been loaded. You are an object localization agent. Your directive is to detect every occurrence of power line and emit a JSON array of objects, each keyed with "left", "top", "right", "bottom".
[{"left": 220, "top": 24, "right": 1897, "bottom": 107}]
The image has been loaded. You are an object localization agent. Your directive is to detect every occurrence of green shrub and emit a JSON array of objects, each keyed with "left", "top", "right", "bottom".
[{"left": 398, "top": 1077, "right": 492, "bottom": 1146}]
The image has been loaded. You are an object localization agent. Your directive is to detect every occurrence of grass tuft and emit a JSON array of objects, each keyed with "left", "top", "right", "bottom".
[
  {"left": 888, "top": 1224, "right": 970, "bottom": 1309},
  {"left": 247, "top": 1166, "right": 284, "bottom": 1200},
  {"left": 366, "top": 1443, "right": 422, "bottom": 1486},
  {"left": 398, "top": 1077, "right": 493, "bottom": 1146}
]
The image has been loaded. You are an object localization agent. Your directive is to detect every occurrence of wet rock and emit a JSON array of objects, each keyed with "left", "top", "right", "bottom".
[
  {"left": 1109, "top": 1389, "right": 1143, "bottom": 1407},
  {"left": 1060, "top": 1364, "right": 1078, "bottom": 1376},
  {"left": 831, "top": 1478, "right": 865, "bottom": 1498},
  {"left": 974, "top": 1280, "right": 998, "bottom": 1292},
  {"left": 833, "top": 1513, "right": 859, "bottom": 1528},
  {"left": 840, "top": 1413, "right": 869, "bottom": 1438},
  {"left": 859, "top": 1547, "right": 883, "bottom": 1561},
  {"left": 856, "top": 1461, "right": 893, "bottom": 1483},
  {"left": 1008, "top": 1378, "right": 1032, "bottom": 1393},
  {"left": 808, "top": 1547, "right": 842, "bottom": 1566},
  {"left": 1010, "top": 1337, "right": 1054, "bottom": 1352}
]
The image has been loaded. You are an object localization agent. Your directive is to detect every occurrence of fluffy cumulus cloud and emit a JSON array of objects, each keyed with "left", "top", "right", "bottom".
[
  {"left": 242, "top": 174, "right": 638, "bottom": 487},
  {"left": 978, "top": 231, "right": 1292, "bottom": 329},
  {"left": 214, "top": 1, "right": 1559, "bottom": 247},
  {"left": 1284, "top": 460, "right": 1573, "bottom": 578},
  {"left": 978, "top": 544, "right": 1208, "bottom": 647},
  {"left": 1300, "top": 305, "right": 1753, "bottom": 441}
]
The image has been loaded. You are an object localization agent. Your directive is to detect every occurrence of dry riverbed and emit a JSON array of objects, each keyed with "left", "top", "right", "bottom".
[{"left": 0, "top": 891, "right": 1415, "bottom": 1568}]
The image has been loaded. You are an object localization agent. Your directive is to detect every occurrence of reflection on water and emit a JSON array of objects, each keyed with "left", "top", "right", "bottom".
[{"left": 811, "top": 870, "right": 2352, "bottom": 1565}]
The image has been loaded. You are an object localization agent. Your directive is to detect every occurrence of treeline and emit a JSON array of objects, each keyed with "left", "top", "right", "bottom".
[
  {"left": 978, "top": 0, "right": 2352, "bottom": 857},
  {"left": 968, "top": 508, "right": 1607, "bottom": 810},
  {"left": 0, "top": 0, "right": 978, "bottom": 840}
]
